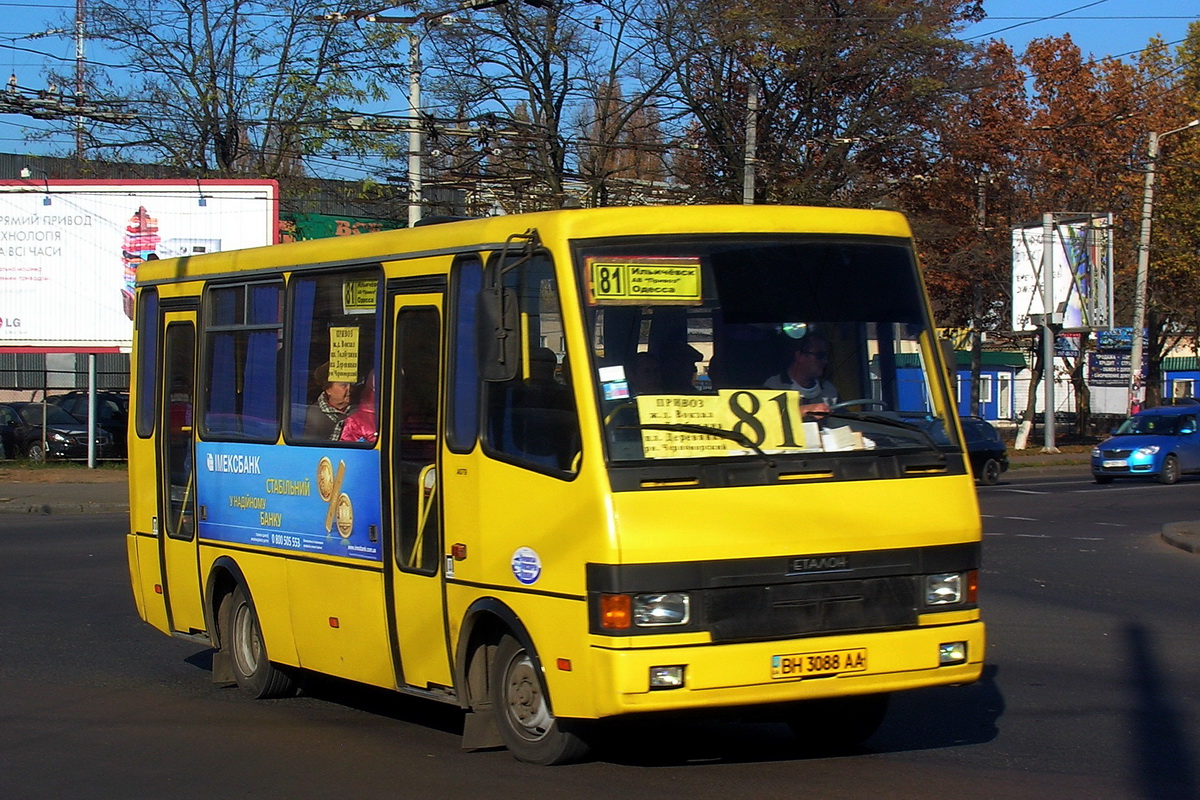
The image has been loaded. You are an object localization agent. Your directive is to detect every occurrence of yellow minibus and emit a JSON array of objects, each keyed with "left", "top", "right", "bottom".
[{"left": 126, "top": 205, "right": 983, "bottom": 764}]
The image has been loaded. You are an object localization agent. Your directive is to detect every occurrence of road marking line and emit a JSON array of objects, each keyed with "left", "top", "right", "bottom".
[{"left": 1014, "top": 534, "right": 1050, "bottom": 538}]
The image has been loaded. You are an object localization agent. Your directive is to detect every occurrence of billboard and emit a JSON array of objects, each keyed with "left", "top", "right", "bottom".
[
  {"left": 1011, "top": 215, "right": 1112, "bottom": 332},
  {"left": 0, "top": 180, "right": 278, "bottom": 350}
]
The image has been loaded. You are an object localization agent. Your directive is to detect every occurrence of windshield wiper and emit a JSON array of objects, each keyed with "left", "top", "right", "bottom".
[
  {"left": 619, "top": 423, "right": 775, "bottom": 466},
  {"left": 818, "top": 411, "right": 943, "bottom": 452}
]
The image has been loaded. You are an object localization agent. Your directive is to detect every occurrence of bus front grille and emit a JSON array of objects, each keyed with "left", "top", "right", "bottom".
[{"left": 705, "top": 576, "right": 919, "bottom": 643}]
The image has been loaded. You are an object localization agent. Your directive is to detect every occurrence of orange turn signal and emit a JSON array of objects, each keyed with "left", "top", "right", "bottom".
[{"left": 600, "top": 594, "right": 632, "bottom": 630}]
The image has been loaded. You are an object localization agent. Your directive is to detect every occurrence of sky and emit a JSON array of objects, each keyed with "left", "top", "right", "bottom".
[{"left": 0, "top": 0, "right": 1197, "bottom": 172}]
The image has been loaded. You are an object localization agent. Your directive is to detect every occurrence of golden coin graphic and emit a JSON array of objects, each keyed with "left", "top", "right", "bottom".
[
  {"left": 317, "top": 457, "right": 334, "bottom": 501},
  {"left": 335, "top": 493, "right": 353, "bottom": 539}
]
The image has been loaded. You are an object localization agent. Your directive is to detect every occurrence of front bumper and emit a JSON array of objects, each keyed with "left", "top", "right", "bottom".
[
  {"left": 1091, "top": 455, "right": 1158, "bottom": 476},
  {"left": 580, "top": 619, "right": 984, "bottom": 718}
]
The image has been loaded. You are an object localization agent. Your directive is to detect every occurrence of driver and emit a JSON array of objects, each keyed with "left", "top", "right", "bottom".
[{"left": 764, "top": 331, "right": 838, "bottom": 414}]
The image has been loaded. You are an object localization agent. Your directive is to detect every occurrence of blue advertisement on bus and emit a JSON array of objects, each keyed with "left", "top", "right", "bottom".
[{"left": 196, "top": 442, "right": 382, "bottom": 562}]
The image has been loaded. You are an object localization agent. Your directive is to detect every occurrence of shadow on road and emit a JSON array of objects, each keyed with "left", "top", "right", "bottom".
[
  {"left": 589, "top": 665, "right": 1003, "bottom": 767},
  {"left": 181, "top": 647, "right": 1003, "bottom": 767},
  {"left": 1126, "top": 624, "right": 1197, "bottom": 800}
]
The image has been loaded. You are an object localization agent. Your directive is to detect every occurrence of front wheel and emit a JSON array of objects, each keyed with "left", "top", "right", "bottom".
[
  {"left": 490, "top": 634, "right": 590, "bottom": 765},
  {"left": 219, "top": 585, "right": 296, "bottom": 699},
  {"left": 1158, "top": 454, "right": 1181, "bottom": 485},
  {"left": 786, "top": 693, "right": 890, "bottom": 751},
  {"left": 25, "top": 442, "right": 46, "bottom": 463}
]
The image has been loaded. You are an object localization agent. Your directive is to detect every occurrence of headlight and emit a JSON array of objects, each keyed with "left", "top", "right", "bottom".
[
  {"left": 926, "top": 573, "right": 964, "bottom": 605},
  {"left": 633, "top": 593, "right": 691, "bottom": 626},
  {"left": 49, "top": 432, "right": 69, "bottom": 442},
  {"left": 1134, "top": 445, "right": 1160, "bottom": 457},
  {"left": 1091, "top": 446, "right": 1101, "bottom": 458}
]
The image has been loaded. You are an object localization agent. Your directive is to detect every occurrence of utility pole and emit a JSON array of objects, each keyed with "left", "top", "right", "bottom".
[
  {"left": 75, "top": 0, "right": 86, "bottom": 159},
  {"left": 742, "top": 82, "right": 757, "bottom": 205},
  {"left": 1128, "top": 119, "right": 1200, "bottom": 413},
  {"left": 324, "top": 0, "right": 518, "bottom": 226},
  {"left": 407, "top": 28, "right": 422, "bottom": 227},
  {"left": 1040, "top": 213, "right": 1059, "bottom": 453}
]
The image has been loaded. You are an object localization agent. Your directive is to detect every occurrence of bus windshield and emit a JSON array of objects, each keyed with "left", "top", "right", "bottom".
[{"left": 579, "top": 235, "right": 958, "bottom": 466}]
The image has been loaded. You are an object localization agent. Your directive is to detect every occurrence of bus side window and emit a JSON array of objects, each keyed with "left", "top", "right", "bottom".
[
  {"left": 201, "top": 282, "right": 282, "bottom": 441},
  {"left": 135, "top": 288, "right": 159, "bottom": 438},
  {"left": 287, "top": 270, "right": 381, "bottom": 444},
  {"left": 483, "top": 257, "right": 581, "bottom": 474},
  {"left": 446, "top": 256, "right": 483, "bottom": 452}
]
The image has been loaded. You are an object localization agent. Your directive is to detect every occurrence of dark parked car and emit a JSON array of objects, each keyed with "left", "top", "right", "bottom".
[
  {"left": 959, "top": 416, "right": 1009, "bottom": 485},
  {"left": 902, "top": 413, "right": 1009, "bottom": 485},
  {"left": 46, "top": 390, "right": 130, "bottom": 457},
  {"left": 0, "top": 402, "right": 114, "bottom": 462}
]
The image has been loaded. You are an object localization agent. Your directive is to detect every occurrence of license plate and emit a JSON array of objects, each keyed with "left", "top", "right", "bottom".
[
  {"left": 1103, "top": 459, "right": 1126, "bottom": 468},
  {"left": 771, "top": 648, "right": 868, "bottom": 680}
]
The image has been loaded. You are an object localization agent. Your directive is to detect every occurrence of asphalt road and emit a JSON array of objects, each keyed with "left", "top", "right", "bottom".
[{"left": 2, "top": 474, "right": 1198, "bottom": 799}]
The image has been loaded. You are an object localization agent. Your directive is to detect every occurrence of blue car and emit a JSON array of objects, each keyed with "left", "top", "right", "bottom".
[{"left": 1091, "top": 404, "right": 1200, "bottom": 485}]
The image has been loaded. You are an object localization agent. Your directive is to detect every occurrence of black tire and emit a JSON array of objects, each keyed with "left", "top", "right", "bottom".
[
  {"left": 1158, "top": 455, "right": 1180, "bottom": 485},
  {"left": 219, "top": 585, "right": 296, "bottom": 699},
  {"left": 786, "top": 693, "right": 890, "bottom": 751},
  {"left": 490, "top": 634, "right": 590, "bottom": 765},
  {"left": 978, "top": 458, "right": 1002, "bottom": 486},
  {"left": 25, "top": 442, "right": 46, "bottom": 464},
  {"left": 1094, "top": 473, "right": 1115, "bottom": 484}
]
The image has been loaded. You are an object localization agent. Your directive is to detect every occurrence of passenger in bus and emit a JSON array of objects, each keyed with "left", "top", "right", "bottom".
[
  {"left": 653, "top": 341, "right": 703, "bottom": 393},
  {"left": 763, "top": 331, "right": 838, "bottom": 414},
  {"left": 626, "top": 351, "right": 663, "bottom": 396},
  {"left": 304, "top": 362, "right": 352, "bottom": 440},
  {"left": 340, "top": 371, "right": 378, "bottom": 444}
]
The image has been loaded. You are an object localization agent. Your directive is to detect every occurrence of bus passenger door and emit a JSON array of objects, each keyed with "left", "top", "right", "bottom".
[
  {"left": 158, "top": 316, "right": 205, "bottom": 635},
  {"left": 386, "top": 294, "right": 452, "bottom": 690}
]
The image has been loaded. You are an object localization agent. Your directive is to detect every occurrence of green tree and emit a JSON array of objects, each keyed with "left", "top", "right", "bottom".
[{"left": 658, "top": 0, "right": 986, "bottom": 205}]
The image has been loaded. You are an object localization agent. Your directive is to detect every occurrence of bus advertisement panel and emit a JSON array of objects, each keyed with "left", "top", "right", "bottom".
[{"left": 196, "top": 442, "right": 382, "bottom": 562}]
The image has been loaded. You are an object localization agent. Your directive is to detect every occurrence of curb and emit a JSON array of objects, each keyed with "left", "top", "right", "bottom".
[
  {"left": 1162, "top": 522, "right": 1200, "bottom": 554},
  {"left": 0, "top": 500, "right": 128, "bottom": 515}
]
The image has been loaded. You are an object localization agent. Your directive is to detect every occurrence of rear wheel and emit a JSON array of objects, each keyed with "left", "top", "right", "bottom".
[
  {"left": 490, "top": 634, "right": 590, "bottom": 765},
  {"left": 220, "top": 585, "right": 296, "bottom": 699},
  {"left": 1158, "top": 454, "right": 1180, "bottom": 485},
  {"left": 978, "top": 458, "right": 1002, "bottom": 486},
  {"left": 786, "top": 693, "right": 890, "bottom": 751}
]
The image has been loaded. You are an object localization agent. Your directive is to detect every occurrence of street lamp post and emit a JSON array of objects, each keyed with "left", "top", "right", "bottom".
[{"left": 1127, "top": 118, "right": 1199, "bottom": 413}]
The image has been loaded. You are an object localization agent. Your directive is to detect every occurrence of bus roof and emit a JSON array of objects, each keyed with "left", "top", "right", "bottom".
[{"left": 134, "top": 204, "right": 914, "bottom": 286}]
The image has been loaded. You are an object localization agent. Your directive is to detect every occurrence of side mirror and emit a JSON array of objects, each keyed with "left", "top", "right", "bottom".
[{"left": 478, "top": 286, "right": 520, "bottom": 383}]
